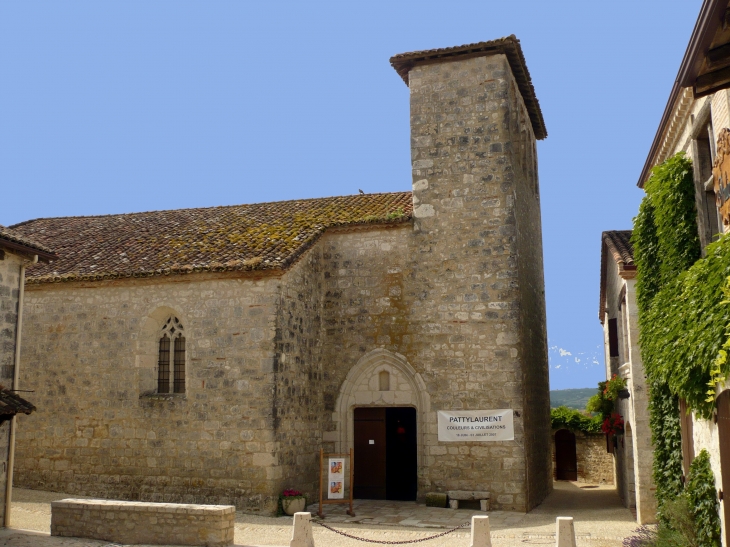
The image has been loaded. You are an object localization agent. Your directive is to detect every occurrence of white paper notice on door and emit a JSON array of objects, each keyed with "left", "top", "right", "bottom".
[
  {"left": 328, "top": 458, "right": 345, "bottom": 499},
  {"left": 437, "top": 409, "right": 514, "bottom": 442}
]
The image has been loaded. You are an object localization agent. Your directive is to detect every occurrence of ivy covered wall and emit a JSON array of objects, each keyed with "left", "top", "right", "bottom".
[{"left": 632, "top": 153, "right": 723, "bottom": 544}]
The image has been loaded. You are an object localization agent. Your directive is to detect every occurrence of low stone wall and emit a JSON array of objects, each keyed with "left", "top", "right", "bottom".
[
  {"left": 580, "top": 433, "right": 614, "bottom": 484},
  {"left": 50, "top": 499, "right": 235, "bottom": 546}
]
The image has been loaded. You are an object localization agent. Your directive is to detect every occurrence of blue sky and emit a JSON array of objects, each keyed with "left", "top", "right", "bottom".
[{"left": 0, "top": 1, "right": 703, "bottom": 390}]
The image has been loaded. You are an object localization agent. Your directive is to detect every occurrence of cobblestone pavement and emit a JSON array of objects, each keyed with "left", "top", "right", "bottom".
[{"left": 0, "top": 482, "right": 641, "bottom": 547}]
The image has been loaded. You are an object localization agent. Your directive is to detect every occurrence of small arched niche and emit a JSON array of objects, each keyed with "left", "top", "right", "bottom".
[{"left": 379, "top": 370, "right": 390, "bottom": 391}]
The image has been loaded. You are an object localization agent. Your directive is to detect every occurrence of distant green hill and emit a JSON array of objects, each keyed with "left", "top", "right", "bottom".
[{"left": 550, "top": 388, "right": 596, "bottom": 410}]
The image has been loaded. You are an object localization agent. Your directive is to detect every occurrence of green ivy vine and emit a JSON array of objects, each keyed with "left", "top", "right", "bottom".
[
  {"left": 648, "top": 380, "right": 684, "bottom": 511},
  {"left": 633, "top": 153, "right": 700, "bottom": 513},
  {"left": 686, "top": 450, "right": 721, "bottom": 547}
]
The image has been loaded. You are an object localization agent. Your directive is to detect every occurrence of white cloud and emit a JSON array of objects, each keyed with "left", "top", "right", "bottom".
[{"left": 559, "top": 348, "right": 572, "bottom": 357}]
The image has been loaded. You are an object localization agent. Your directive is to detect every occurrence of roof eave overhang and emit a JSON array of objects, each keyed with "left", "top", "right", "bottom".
[
  {"left": 390, "top": 35, "right": 547, "bottom": 141},
  {"left": 0, "top": 239, "right": 57, "bottom": 263},
  {"left": 638, "top": 0, "right": 730, "bottom": 188}
]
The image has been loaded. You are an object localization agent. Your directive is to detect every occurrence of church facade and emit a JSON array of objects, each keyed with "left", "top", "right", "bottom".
[{"left": 11, "top": 36, "right": 551, "bottom": 513}]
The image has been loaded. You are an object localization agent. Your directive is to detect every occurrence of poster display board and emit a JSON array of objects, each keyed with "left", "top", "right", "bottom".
[
  {"left": 437, "top": 409, "right": 514, "bottom": 441},
  {"left": 328, "top": 458, "right": 345, "bottom": 499},
  {"left": 318, "top": 449, "right": 354, "bottom": 518}
]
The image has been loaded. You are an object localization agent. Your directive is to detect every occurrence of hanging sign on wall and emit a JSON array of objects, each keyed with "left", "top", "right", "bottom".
[{"left": 437, "top": 409, "right": 514, "bottom": 442}]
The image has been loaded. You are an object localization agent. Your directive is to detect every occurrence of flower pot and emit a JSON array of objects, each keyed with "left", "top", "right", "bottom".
[{"left": 282, "top": 497, "right": 306, "bottom": 515}]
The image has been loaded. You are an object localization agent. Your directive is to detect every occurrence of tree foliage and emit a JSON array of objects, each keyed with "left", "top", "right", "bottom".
[{"left": 550, "top": 406, "right": 602, "bottom": 434}]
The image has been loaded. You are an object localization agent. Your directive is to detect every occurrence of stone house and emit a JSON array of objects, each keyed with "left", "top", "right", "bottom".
[
  {"left": 551, "top": 428, "right": 613, "bottom": 485},
  {"left": 598, "top": 230, "right": 655, "bottom": 523},
  {"left": 0, "top": 226, "right": 54, "bottom": 525},
  {"left": 10, "top": 36, "right": 552, "bottom": 514},
  {"left": 630, "top": 0, "right": 730, "bottom": 536}
]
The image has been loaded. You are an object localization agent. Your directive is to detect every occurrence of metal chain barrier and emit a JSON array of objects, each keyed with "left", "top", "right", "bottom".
[{"left": 315, "top": 520, "right": 470, "bottom": 544}]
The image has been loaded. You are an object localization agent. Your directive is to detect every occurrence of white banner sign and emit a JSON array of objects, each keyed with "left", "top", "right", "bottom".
[
  {"left": 437, "top": 410, "right": 514, "bottom": 442},
  {"left": 328, "top": 458, "right": 345, "bottom": 499}
]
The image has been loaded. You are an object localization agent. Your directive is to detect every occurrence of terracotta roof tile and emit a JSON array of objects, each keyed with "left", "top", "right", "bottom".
[
  {"left": 598, "top": 230, "right": 635, "bottom": 323},
  {"left": 11, "top": 192, "right": 412, "bottom": 284},
  {"left": 0, "top": 224, "right": 56, "bottom": 260},
  {"left": 603, "top": 230, "right": 634, "bottom": 266},
  {"left": 390, "top": 35, "right": 547, "bottom": 140}
]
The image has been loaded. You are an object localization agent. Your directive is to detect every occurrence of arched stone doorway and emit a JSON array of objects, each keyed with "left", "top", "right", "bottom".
[
  {"left": 334, "top": 349, "right": 431, "bottom": 500},
  {"left": 716, "top": 390, "right": 730, "bottom": 547},
  {"left": 555, "top": 429, "right": 577, "bottom": 481}
]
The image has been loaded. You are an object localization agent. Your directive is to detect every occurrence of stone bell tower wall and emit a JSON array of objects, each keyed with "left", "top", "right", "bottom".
[{"left": 407, "top": 52, "right": 551, "bottom": 511}]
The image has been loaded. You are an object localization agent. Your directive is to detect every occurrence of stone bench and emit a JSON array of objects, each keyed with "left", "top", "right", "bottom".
[
  {"left": 447, "top": 490, "right": 490, "bottom": 511},
  {"left": 50, "top": 499, "right": 235, "bottom": 546}
]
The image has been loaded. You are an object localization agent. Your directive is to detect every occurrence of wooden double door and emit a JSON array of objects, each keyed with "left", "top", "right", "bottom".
[{"left": 353, "top": 407, "right": 417, "bottom": 500}]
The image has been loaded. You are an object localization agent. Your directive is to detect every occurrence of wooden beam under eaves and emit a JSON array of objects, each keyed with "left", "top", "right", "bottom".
[
  {"left": 695, "top": 64, "right": 730, "bottom": 97},
  {"left": 706, "top": 42, "right": 730, "bottom": 71}
]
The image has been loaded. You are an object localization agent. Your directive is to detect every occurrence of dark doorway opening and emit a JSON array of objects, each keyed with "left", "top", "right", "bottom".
[
  {"left": 555, "top": 429, "right": 578, "bottom": 481},
  {"left": 353, "top": 407, "right": 417, "bottom": 500}
]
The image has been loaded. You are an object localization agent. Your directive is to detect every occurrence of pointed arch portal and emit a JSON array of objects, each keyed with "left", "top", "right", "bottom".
[{"left": 334, "top": 349, "right": 431, "bottom": 500}]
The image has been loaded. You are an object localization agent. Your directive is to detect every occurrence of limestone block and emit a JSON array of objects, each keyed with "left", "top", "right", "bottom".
[
  {"left": 470, "top": 515, "right": 492, "bottom": 547},
  {"left": 556, "top": 517, "right": 576, "bottom": 547},
  {"left": 51, "top": 499, "right": 235, "bottom": 546},
  {"left": 290, "top": 512, "right": 315, "bottom": 547},
  {"left": 448, "top": 490, "right": 490, "bottom": 501}
]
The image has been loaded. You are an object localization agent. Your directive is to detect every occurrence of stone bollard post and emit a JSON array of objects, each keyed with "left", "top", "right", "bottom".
[
  {"left": 290, "top": 512, "right": 315, "bottom": 547},
  {"left": 556, "top": 517, "right": 576, "bottom": 547},
  {"left": 470, "top": 515, "right": 492, "bottom": 547}
]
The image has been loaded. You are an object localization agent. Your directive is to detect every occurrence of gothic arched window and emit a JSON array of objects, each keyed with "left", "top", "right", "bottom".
[{"left": 158, "top": 316, "right": 185, "bottom": 394}]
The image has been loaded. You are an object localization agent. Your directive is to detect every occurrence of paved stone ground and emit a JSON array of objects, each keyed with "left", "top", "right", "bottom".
[{"left": 0, "top": 482, "right": 641, "bottom": 547}]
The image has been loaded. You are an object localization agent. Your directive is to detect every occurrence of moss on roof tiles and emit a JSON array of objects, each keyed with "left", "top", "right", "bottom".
[{"left": 11, "top": 192, "right": 413, "bottom": 284}]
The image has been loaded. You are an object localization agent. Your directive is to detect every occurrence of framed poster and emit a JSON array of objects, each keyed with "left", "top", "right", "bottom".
[
  {"left": 437, "top": 409, "right": 514, "bottom": 441},
  {"left": 318, "top": 449, "right": 354, "bottom": 517},
  {"left": 328, "top": 458, "right": 345, "bottom": 499}
]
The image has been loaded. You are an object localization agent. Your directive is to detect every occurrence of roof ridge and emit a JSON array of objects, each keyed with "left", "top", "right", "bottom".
[{"left": 10, "top": 190, "right": 412, "bottom": 227}]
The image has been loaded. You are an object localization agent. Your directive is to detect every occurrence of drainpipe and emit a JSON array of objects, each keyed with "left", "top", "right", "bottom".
[{"left": 5, "top": 255, "right": 36, "bottom": 527}]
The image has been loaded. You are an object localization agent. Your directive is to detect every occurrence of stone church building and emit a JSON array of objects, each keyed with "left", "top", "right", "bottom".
[{"left": 10, "top": 36, "right": 551, "bottom": 513}]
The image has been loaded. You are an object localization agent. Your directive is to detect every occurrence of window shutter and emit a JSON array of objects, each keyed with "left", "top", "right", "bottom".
[{"left": 608, "top": 318, "right": 619, "bottom": 357}]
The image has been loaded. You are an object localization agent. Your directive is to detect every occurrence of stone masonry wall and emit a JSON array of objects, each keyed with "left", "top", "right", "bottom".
[
  {"left": 272, "top": 241, "right": 324, "bottom": 497},
  {"left": 16, "top": 273, "right": 282, "bottom": 512},
  {"left": 0, "top": 250, "right": 24, "bottom": 524},
  {"left": 406, "top": 53, "right": 550, "bottom": 511},
  {"left": 551, "top": 430, "right": 614, "bottom": 484},
  {"left": 51, "top": 499, "right": 235, "bottom": 546},
  {"left": 578, "top": 434, "right": 614, "bottom": 484},
  {"left": 508, "top": 58, "right": 552, "bottom": 509}
]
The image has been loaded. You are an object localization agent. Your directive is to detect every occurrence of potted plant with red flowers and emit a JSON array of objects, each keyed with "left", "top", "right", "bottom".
[
  {"left": 601, "top": 412, "right": 625, "bottom": 452},
  {"left": 280, "top": 489, "right": 307, "bottom": 516}
]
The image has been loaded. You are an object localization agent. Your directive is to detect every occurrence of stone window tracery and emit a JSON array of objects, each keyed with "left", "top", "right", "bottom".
[{"left": 158, "top": 316, "right": 185, "bottom": 394}]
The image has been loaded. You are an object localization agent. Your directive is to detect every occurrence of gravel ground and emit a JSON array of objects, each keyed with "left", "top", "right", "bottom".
[{"left": 0, "top": 483, "right": 642, "bottom": 547}]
